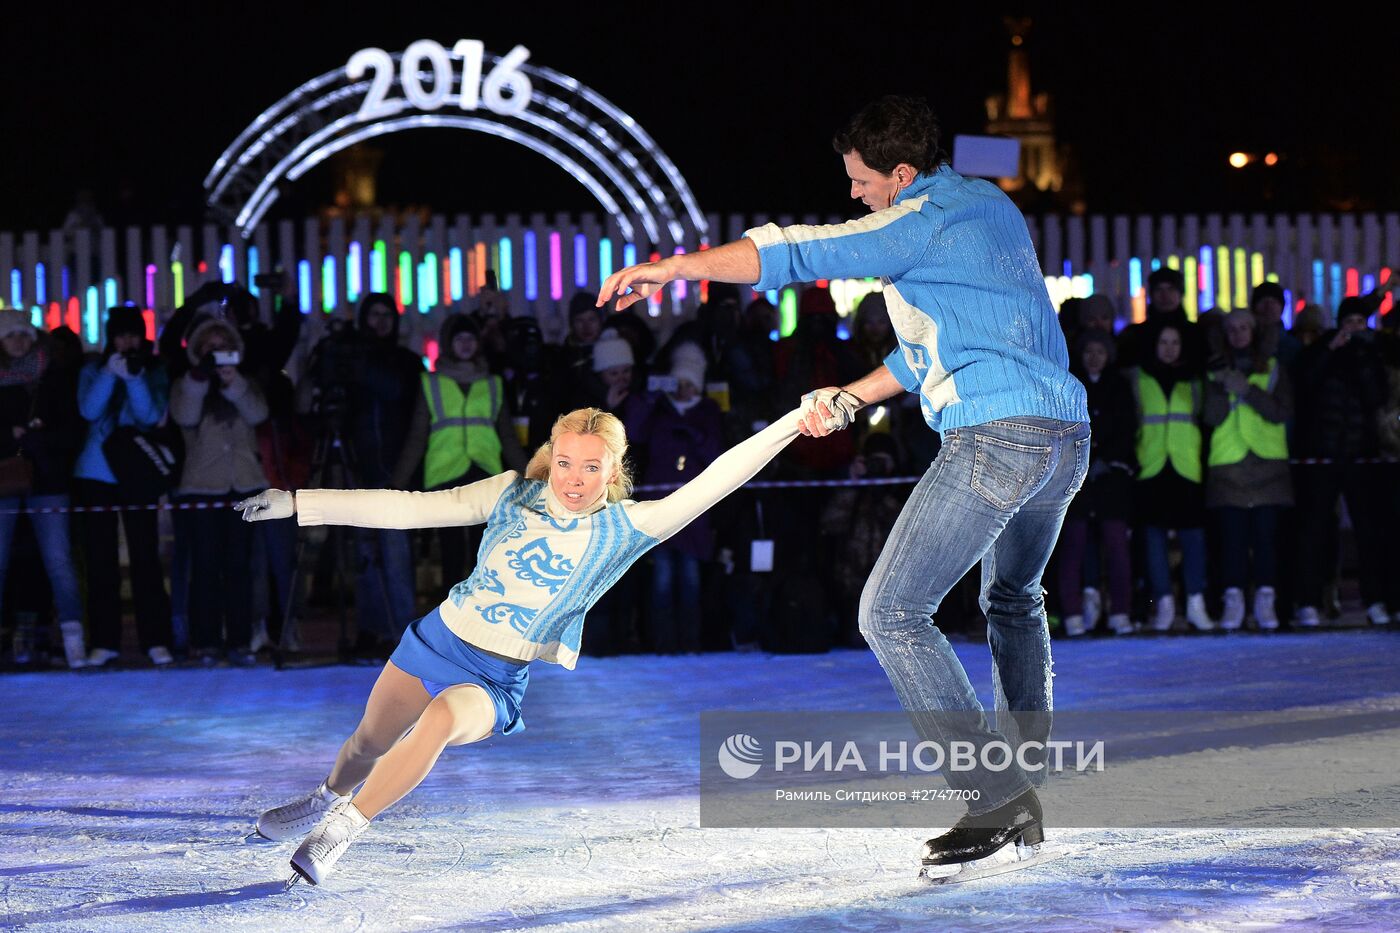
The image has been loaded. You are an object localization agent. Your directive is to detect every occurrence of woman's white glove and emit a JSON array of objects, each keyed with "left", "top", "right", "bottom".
[
  {"left": 233, "top": 489, "right": 295, "bottom": 522},
  {"left": 800, "top": 387, "right": 863, "bottom": 433}
]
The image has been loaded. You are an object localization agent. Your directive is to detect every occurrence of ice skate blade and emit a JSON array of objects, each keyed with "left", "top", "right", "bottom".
[
  {"left": 918, "top": 841, "right": 1053, "bottom": 885},
  {"left": 284, "top": 872, "right": 303, "bottom": 890}
]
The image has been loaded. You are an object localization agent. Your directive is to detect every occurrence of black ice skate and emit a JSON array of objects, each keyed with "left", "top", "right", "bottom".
[{"left": 917, "top": 787, "right": 1051, "bottom": 884}]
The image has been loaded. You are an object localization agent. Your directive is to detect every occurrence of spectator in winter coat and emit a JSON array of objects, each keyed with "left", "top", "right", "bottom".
[
  {"left": 170, "top": 315, "right": 269, "bottom": 663},
  {"left": 74, "top": 304, "right": 173, "bottom": 667}
]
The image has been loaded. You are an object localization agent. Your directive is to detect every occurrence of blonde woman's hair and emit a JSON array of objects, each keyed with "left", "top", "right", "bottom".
[{"left": 524, "top": 408, "right": 634, "bottom": 502}]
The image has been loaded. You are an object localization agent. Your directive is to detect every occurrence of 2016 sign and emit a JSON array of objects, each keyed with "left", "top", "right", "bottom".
[{"left": 347, "top": 40, "right": 533, "bottom": 120}]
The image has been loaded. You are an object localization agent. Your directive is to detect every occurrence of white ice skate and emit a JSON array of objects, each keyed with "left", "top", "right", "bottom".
[
  {"left": 288, "top": 799, "right": 369, "bottom": 886},
  {"left": 254, "top": 780, "right": 350, "bottom": 841}
]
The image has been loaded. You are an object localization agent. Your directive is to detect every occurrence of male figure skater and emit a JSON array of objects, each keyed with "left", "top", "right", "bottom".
[{"left": 599, "top": 95, "right": 1089, "bottom": 880}]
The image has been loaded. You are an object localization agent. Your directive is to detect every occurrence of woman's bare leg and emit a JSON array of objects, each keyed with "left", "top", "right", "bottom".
[
  {"left": 325, "top": 661, "right": 433, "bottom": 795},
  {"left": 351, "top": 684, "right": 495, "bottom": 819}
]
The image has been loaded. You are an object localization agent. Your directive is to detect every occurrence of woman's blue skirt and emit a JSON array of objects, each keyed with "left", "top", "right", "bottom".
[{"left": 389, "top": 607, "right": 529, "bottom": 736}]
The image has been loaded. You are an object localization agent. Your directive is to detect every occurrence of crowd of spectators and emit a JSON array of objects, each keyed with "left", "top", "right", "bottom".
[{"left": 1, "top": 267, "right": 1397, "bottom": 670}]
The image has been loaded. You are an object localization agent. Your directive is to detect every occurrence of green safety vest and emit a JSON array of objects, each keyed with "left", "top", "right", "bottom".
[
  {"left": 1135, "top": 371, "right": 1202, "bottom": 483},
  {"left": 421, "top": 373, "right": 504, "bottom": 489},
  {"left": 1207, "top": 358, "right": 1288, "bottom": 467}
]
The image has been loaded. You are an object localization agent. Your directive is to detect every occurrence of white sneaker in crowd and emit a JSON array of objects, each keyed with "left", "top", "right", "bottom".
[
  {"left": 1150, "top": 595, "right": 1176, "bottom": 632},
  {"left": 1367, "top": 603, "right": 1391, "bottom": 626},
  {"left": 1081, "top": 587, "right": 1102, "bottom": 632},
  {"left": 1294, "top": 606, "right": 1321, "bottom": 628},
  {"left": 60, "top": 621, "right": 87, "bottom": 669},
  {"left": 1253, "top": 587, "right": 1279, "bottom": 630},
  {"left": 1219, "top": 588, "right": 1246, "bottom": 631},
  {"left": 86, "top": 647, "right": 119, "bottom": 667},
  {"left": 1107, "top": 613, "right": 1134, "bottom": 635},
  {"left": 249, "top": 618, "right": 271, "bottom": 653},
  {"left": 148, "top": 646, "right": 174, "bottom": 666},
  {"left": 1185, "top": 593, "right": 1215, "bottom": 632},
  {"left": 1062, "top": 614, "right": 1086, "bottom": 637}
]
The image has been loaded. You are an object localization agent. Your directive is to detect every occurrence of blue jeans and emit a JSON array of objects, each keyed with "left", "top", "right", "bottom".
[
  {"left": 0, "top": 494, "right": 83, "bottom": 622},
  {"left": 1143, "top": 526, "right": 1207, "bottom": 598},
  {"left": 354, "top": 528, "right": 415, "bottom": 640},
  {"left": 859, "top": 417, "right": 1090, "bottom": 815},
  {"left": 1213, "top": 505, "right": 1280, "bottom": 589},
  {"left": 649, "top": 546, "right": 701, "bottom": 653}
]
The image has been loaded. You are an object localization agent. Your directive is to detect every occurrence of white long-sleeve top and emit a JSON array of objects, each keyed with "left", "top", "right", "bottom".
[{"left": 296, "top": 409, "right": 803, "bottom": 668}]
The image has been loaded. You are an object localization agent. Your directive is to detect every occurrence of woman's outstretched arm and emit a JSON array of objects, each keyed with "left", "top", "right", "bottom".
[
  {"left": 237, "top": 471, "right": 519, "bottom": 530},
  {"left": 627, "top": 409, "right": 804, "bottom": 543}
]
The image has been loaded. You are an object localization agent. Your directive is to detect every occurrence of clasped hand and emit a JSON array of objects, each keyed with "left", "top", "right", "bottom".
[{"left": 233, "top": 489, "right": 295, "bottom": 521}]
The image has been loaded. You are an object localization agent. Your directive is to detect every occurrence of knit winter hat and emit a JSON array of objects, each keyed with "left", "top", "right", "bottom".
[
  {"left": 0, "top": 308, "right": 35, "bottom": 340},
  {"left": 1337, "top": 297, "right": 1371, "bottom": 324},
  {"left": 669, "top": 341, "right": 707, "bottom": 391},
  {"left": 592, "top": 331, "right": 634, "bottom": 372}
]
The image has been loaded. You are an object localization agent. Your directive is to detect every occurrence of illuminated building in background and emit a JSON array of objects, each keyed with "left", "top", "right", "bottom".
[{"left": 983, "top": 17, "right": 1080, "bottom": 211}]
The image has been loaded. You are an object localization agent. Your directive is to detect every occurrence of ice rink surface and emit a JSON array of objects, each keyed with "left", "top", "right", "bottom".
[{"left": 3, "top": 631, "right": 1399, "bottom": 931}]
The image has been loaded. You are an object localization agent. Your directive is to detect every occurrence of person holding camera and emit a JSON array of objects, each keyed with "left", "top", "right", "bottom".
[
  {"left": 0, "top": 310, "right": 86, "bottom": 667},
  {"left": 74, "top": 305, "right": 174, "bottom": 667},
  {"left": 170, "top": 316, "right": 268, "bottom": 665}
]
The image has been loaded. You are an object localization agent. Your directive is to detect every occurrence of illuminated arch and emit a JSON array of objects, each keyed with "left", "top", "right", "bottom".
[{"left": 204, "top": 47, "right": 708, "bottom": 247}]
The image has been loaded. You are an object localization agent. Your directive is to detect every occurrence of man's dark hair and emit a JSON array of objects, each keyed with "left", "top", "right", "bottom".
[{"left": 832, "top": 96, "right": 944, "bottom": 175}]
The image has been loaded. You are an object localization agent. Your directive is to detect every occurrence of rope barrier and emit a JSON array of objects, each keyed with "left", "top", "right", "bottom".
[{"left": 3, "top": 455, "right": 1397, "bottom": 514}]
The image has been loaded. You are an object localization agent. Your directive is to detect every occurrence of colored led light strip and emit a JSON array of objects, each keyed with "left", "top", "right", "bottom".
[
  {"left": 1251, "top": 253, "right": 1264, "bottom": 289},
  {"left": 322, "top": 256, "right": 336, "bottom": 312},
  {"left": 1149, "top": 257, "right": 1161, "bottom": 272},
  {"left": 1283, "top": 290, "right": 1294, "bottom": 327},
  {"left": 220, "top": 244, "right": 235, "bottom": 284},
  {"left": 348, "top": 242, "right": 363, "bottom": 304},
  {"left": 399, "top": 251, "right": 414, "bottom": 309},
  {"left": 9, "top": 269, "right": 19, "bottom": 308},
  {"left": 623, "top": 243, "right": 637, "bottom": 269},
  {"left": 61, "top": 267, "right": 71, "bottom": 301},
  {"left": 449, "top": 247, "right": 464, "bottom": 302},
  {"left": 145, "top": 265, "right": 157, "bottom": 309},
  {"left": 574, "top": 233, "right": 588, "bottom": 289},
  {"left": 35, "top": 263, "right": 46, "bottom": 307},
  {"left": 1128, "top": 258, "right": 1142, "bottom": 296},
  {"left": 779, "top": 288, "right": 798, "bottom": 337},
  {"left": 372, "top": 240, "right": 388, "bottom": 294},
  {"left": 1216, "top": 246, "right": 1230, "bottom": 311},
  {"left": 491, "top": 243, "right": 500, "bottom": 286},
  {"left": 66, "top": 296, "right": 80, "bottom": 334},
  {"left": 442, "top": 257, "right": 452, "bottom": 306},
  {"left": 297, "top": 260, "right": 312, "bottom": 313},
  {"left": 474, "top": 242, "right": 487, "bottom": 292},
  {"left": 29, "top": 307, "right": 42, "bottom": 328},
  {"left": 498, "top": 237, "right": 513, "bottom": 291},
  {"left": 1312, "top": 260, "right": 1325, "bottom": 307},
  {"left": 1233, "top": 248, "right": 1247, "bottom": 309},
  {"left": 1182, "top": 257, "right": 1198, "bottom": 320},
  {"left": 1381, "top": 268, "right": 1394, "bottom": 315},
  {"left": 523, "top": 232, "right": 538, "bottom": 302},
  {"left": 247, "top": 247, "right": 260, "bottom": 297},
  {"left": 598, "top": 238, "right": 612, "bottom": 282},
  {"left": 1166, "top": 255, "right": 1179, "bottom": 270},
  {"left": 1346, "top": 268, "right": 1360, "bottom": 297},
  {"left": 85, "top": 287, "right": 100, "bottom": 343},
  {"left": 172, "top": 261, "right": 185, "bottom": 307},
  {"left": 104, "top": 278, "right": 118, "bottom": 311},
  {"left": 549, "top": 233, "right": 563, "bottom": 301},
  {"left": 422, "top": 252, "right": 439, "bottom": 311},
  {"left": 1330, "top": 263, "right": 1342, "bottom": 312},
  {"left": 1198, "top": 247, "right": 1213, "bottom": 312},
  {"left": 424, "top": 338, "right": 438, "bottom": 373}
]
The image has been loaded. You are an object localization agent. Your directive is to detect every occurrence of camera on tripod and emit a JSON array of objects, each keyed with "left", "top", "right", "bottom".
[{"left": 307, "top": 318, "right": 367, "bottom": 421}]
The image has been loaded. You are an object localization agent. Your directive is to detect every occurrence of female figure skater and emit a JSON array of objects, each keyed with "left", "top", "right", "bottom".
[{"left": 235, "top": 404, "right": 806, "bottom": 885}]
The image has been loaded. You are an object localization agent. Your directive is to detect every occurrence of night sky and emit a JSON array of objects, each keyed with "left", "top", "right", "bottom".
[{"left": 5, "top": 4, "right": 1396, "bottom": 233}]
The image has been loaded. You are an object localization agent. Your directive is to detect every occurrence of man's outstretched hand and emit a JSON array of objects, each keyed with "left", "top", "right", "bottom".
[
  {"left": 798, "top": 388, "right": 864, "bottom": 437},
  {"left": 597, "top": 258, "right": 677, "bottom": 312}
]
